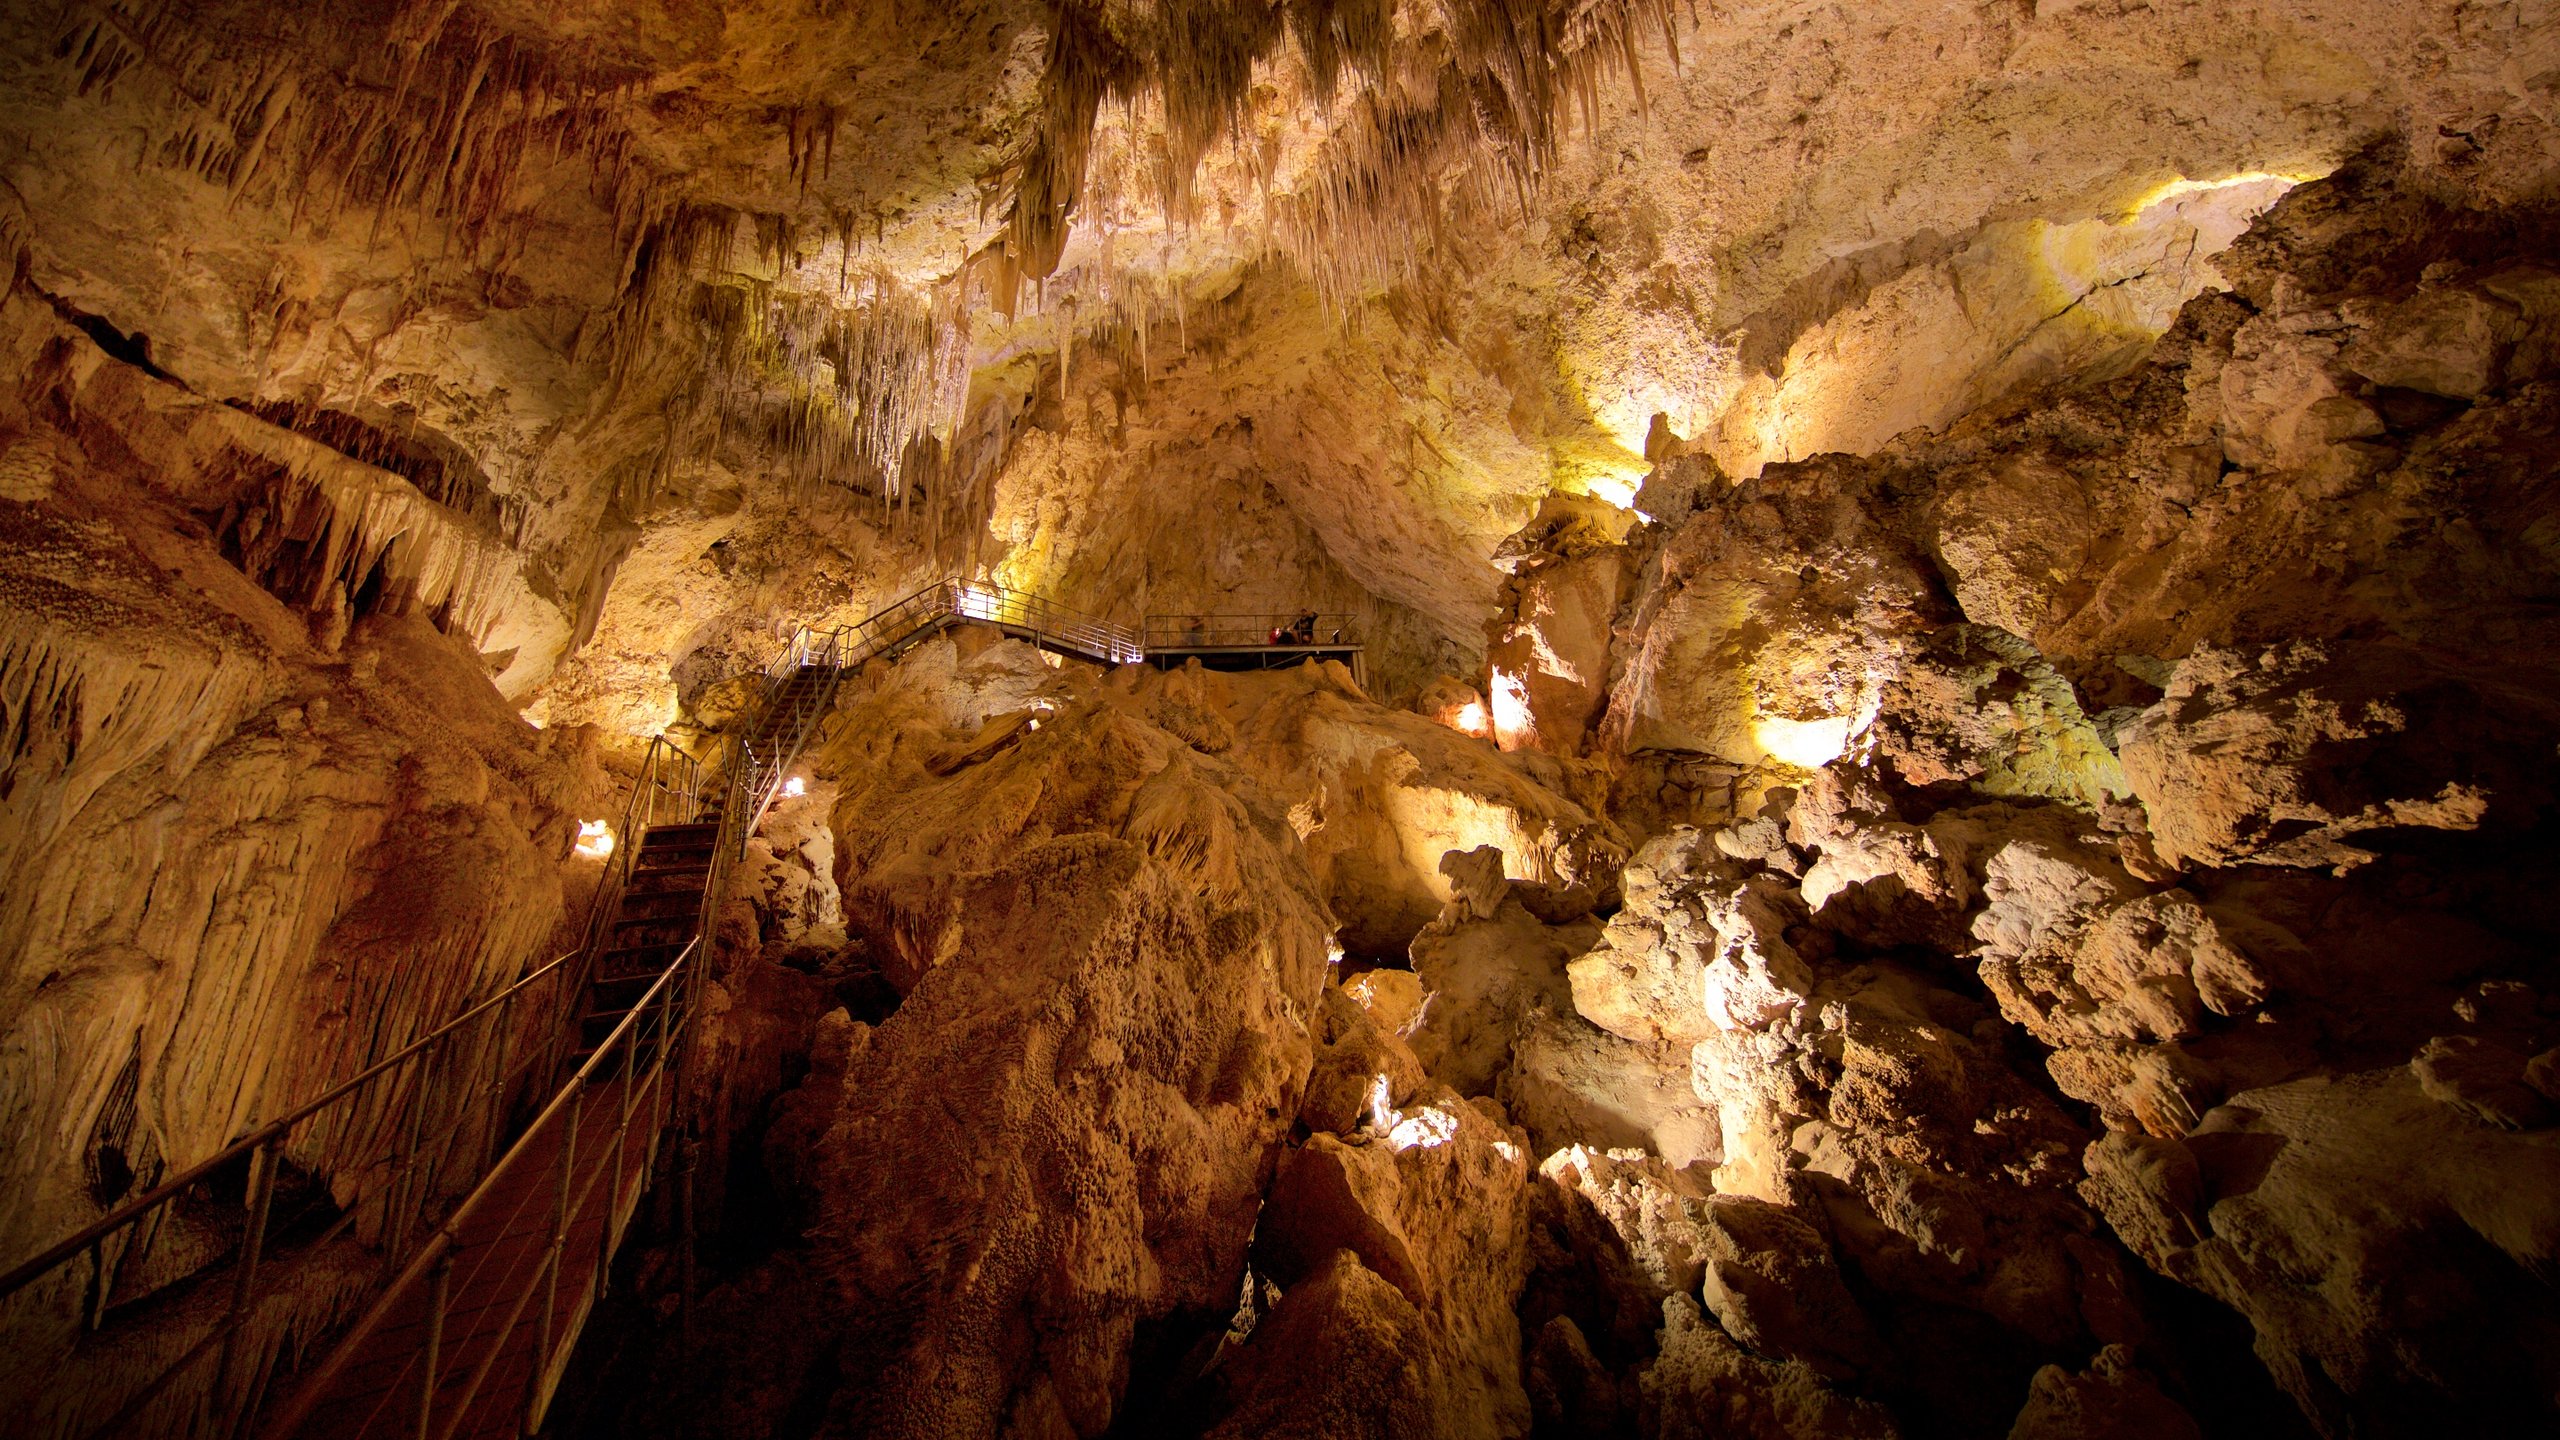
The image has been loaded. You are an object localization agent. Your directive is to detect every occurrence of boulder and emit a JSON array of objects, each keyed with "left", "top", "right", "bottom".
[
  {"left": 2005, "top": 1345, "right": 2202, "bottom": 1440},
  {"left": 1251, "top": 1089, "right": 1535, "bottom": 1439},
  {"left": 1568, "top": 829, "right": 1812, "bottom": 1045},
  {"left": 2080, "top": 1069, "right": 2560, "bottom": 1433}
]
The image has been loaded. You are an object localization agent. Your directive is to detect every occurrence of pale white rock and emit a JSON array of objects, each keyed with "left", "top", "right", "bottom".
[{"left": 1567, "top": 830, "right": 1812, "bottom": 1046}]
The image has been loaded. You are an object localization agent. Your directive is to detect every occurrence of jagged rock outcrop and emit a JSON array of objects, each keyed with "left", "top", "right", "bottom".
[
  {"left": 803, "top": 687, "right": 1334, "bottom": 1438},
  {"left": 2082, "top": 1064, "right": 2560, "bottom": 1434},
  {"left": 1231, "top": 1091, "right": 1534, "bottom": 1438},
  {"left": 10, "top": 2, "right": 2560, "bottom": 1435}
]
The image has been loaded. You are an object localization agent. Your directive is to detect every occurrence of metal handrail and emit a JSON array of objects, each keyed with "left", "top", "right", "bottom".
[
  {"left": 1143, "top": 611, "right": 1362, "bottom": 648},
  {"left": 13, "top": 599, "right": 815, "bottom": 1439},
  {"left": 0, "top": 949, "right": 582, "bottom": 1440},
  {"left": 0, "top": 953, "right": 574, "bottom": 1302},
  {"left": 729, "top": 579, "right": 1150, "bottom": 843},
  {"left": 260, "top": 939, "right": 703, "bottom": 1440},
  {"left": 7, "top": 572, "right": 1361, "bottom": 1439},
  {"left": 261, "top": 686, "right": 748, "bottom": 1438},
  {"left": 567, "top": 734, "right": 716, "bottom": 998},
  {"left": 822, "top": 579, "right": 1146, "bottom": 668}
]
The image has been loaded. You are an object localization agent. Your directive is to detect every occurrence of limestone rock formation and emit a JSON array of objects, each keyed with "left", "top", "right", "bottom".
[{"left": 6, "top": 3, "right": 2560, "bottom": 1437}]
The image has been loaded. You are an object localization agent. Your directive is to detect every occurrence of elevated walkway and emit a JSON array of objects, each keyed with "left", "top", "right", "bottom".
[
  {"left": 1141, "top": 612, "right": 1366, "bottom": 688},
  {"left": 0, "top": 574, "right": 1360, "bottom": 1440}
]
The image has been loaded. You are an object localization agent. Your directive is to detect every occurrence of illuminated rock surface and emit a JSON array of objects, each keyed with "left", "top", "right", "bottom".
[{"left": 4, "top": 1, "right": 2560, "bottom": 1436}]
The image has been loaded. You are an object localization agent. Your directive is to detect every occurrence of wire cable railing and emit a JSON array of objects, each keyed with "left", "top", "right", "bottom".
[
  {"left": 0, "top": 951, "right": 582, "bottom": 1440},
  {"left": 259, "top": 713, "right": 749, "bottom": 1439},
  {"left": 0, "top": 725, "right": 729, "bottom": 1440},
  {"left": 1141, "top": 612, "right": 1362, "bottom": 649},
  {"left": 568, "top": 734, "right": 716, "bottom": 987},
  {"left": 817, "top": 578, "right": 1146, "bottom": 669},
  {"left": 2, "top": 575, "right": 1352, "bottom": 1440},
  {"left": 258, "top": 938, "right": 705, "bottom": 1440}
]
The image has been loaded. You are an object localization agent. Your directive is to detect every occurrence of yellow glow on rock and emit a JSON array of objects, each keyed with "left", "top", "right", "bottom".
[
  {"left": 575, "top": 820, "right": 615, "bottom": 859},
  {"left": 1549, "top": 432, "right": 1652, "bottom": 511},
  {"left": 1582, "top": 472, "right": 1640, "bottom": 510},
  {"left": 1751, "top": 715, "right": 1852, "bottom": 770},
  {"left": 2118, "top": 170, "right": 2317, "bottom": 220}
]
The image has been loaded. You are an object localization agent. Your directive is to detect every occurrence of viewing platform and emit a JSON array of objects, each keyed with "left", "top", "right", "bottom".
[
  {"left": 1143, "top": 612, "right": 1366, "bottom": 688},
  {"left": 766, "top": 585, "right": 1367, "bottom": 691}
]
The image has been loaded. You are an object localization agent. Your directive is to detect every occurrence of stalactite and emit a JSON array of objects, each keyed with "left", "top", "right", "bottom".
[
  {"left": 39, "top": 0, "right": 1679, "bottom": 556},
  {"left": 984, "top": 0, "right": 1681, "bottom": 310},
  {"left": 48, "top": 0, "right": 647, "bottom": 267}
]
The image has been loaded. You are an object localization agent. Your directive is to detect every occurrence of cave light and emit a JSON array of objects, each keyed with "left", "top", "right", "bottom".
[
  {"left": 1365, "top": 1073, "right": 1464, "bottom": 1150},
  {"left": 782, "top": 775, "right": 806, "bottom": 798},
  {"left": 957, "top": 581, "right": 1002, "bottom": 622},
  {"left": 1549, "top": 428, "right": 1654, "bottom": 513},
  {"left": 1453, "top": 700, "right": 1489, "bottom": 735},
  {"left": 2118, "top": 169, "right": 2315, "bottom": 219},
  {"left": 1489, "top": 669, "right": 1534, "bottom": 749},
  {"left": 1367, "top": 1073, "right": 1396, "bottom": 1131},
  {"left": 1582, "top": 472, "right": 1641, "bottom": 510},
  {"left": 575, "top": 820, "right": 615, "bottom": 859},
  {"left": 1751, "top": 714, "right": 1853, "bottom": 770}
]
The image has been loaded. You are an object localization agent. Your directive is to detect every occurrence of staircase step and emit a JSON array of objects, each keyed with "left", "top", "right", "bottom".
[
  {"left": 627, "top": 864, "right": 710, "bottom": 882},
  {"left": 595, "top": 943, "right": 684, "bottom": 966},
  {"left": 591, "top": 971, "right": 666, "bottom": 991}
]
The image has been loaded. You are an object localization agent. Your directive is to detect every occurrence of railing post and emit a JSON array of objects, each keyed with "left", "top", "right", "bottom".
[
  {"left": 604, "top": 1024, "right": 641, "bottom": 1295},
  {"left": 417, "top": 1250, "right": 453, "bottom": 1440},
  {"left": 212, "top": 1134, "right": 278, "bottom": 1401},
  {"left": 387, "top": 1032, "right": 439, "bottom": 1265},
  {"left": 482, "top": 989, "right": 518, "bottom": 1171},
  {"left": 529, "top": 1084, "right": 581, "bottom": 1417}
]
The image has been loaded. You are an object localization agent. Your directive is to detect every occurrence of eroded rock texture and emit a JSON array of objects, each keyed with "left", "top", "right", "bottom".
[{"left": 6, "top": 1, "right": 2560, "bottom": 1437}]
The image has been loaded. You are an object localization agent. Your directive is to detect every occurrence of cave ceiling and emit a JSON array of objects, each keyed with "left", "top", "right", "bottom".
[{"left": 2, "top": 0, "right": 2552, "bottom": 717}]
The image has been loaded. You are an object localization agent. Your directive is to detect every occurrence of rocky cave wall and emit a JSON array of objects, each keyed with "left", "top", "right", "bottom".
[
  {"left": 0, "top": 282, "right": 604, "bottom": 1432},
  {"left": 3, "top": 0, "right": 2560, "bottom": 1438},
  {"left": 547, "top": 158, "right": 2560, "bottom": 1440},
  {"left": 6, "top": 0, "right": 2554, "bottom": 707}
]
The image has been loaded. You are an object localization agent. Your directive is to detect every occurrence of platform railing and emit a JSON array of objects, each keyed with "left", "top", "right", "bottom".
[
  {"left": 0, "top": 950, "right": 581, "bottom": 1440},
  {"left": 258, "top": 938, "right": 703, "bottom": 1440},
  {"left": 941, "top": 580, "right": 1146, "bottom": 664},
  {"left": 1143, "top": 612, "right": 1361, "bottom": 650},
  {"left": 818, "top": 579, "right": 1145, "bottom": 669}
]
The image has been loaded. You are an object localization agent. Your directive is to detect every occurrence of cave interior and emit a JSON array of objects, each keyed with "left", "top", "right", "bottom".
[{"left": 3, "top": 2, "right": 2559, "bottom": 1438}]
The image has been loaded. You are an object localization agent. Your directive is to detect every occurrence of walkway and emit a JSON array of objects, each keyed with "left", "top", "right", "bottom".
[
  {"left": 0, "top": 574, "right": 1358, "bottom": 1440},
  {"left": 1141, "top": 611, "right": 1366, "bottom": 687},
  {"left": 774, "top": 579, "right": 1368, "bottom": 697}
]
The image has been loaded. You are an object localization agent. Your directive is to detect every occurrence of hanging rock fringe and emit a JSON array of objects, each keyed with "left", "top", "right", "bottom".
[
  {"left": 48, "top": 0, "right": 647, "bottom": 264},
  {"left": 984, "top": 0, "right": 1681, "bottom": 306}
]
